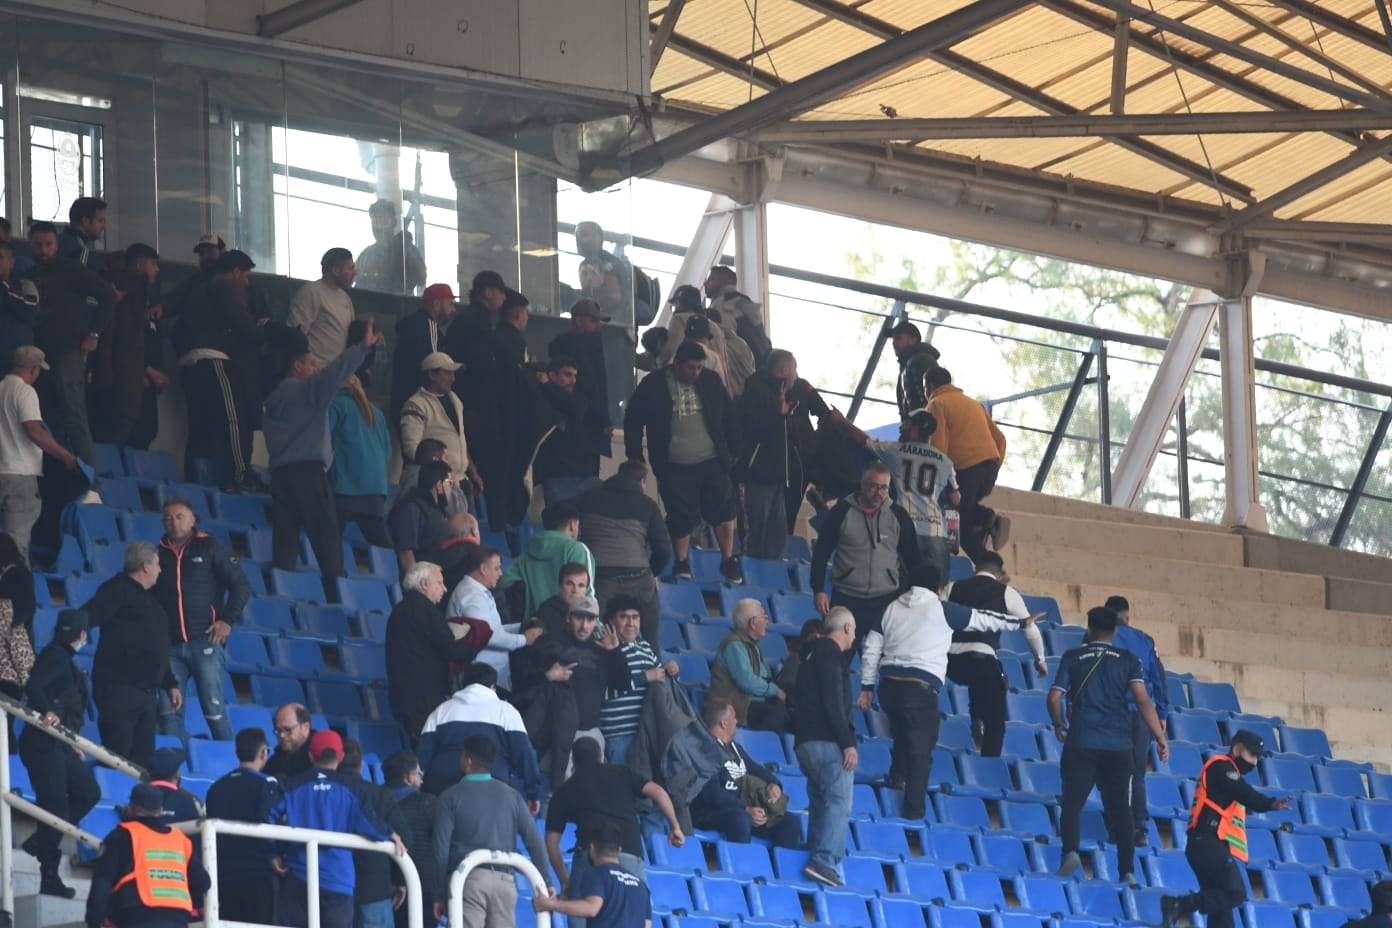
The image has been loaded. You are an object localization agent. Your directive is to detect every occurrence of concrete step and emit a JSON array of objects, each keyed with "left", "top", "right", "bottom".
[
  {"left": 1011, "top": 576, "right": 1392, "bottom": 650},
  {"left": 1006, "top": 540, "right": 1326, "bottom": 609},
  {"left": 991, "top": 485, "right": 1231, "bottom": 534},
  {"left": 1000, "top": 511, "right": 1246, "bottom": 568}
]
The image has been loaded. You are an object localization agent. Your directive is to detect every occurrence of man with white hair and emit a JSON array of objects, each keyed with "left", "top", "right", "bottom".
[
  {"left": 793, "top": 607, "right": 859, "bottom": 888},
  {"left": 0, "top": 345, "right": 79, "bottom": 562},
  {"left": 386, "top": 561, "right": 485, "bottom": 743}
]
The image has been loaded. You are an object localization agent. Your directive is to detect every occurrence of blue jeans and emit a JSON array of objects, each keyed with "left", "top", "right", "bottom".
[
  {"left": 158, "top": 640, "right": 233, "bottom": 742},
  {"left": 603, "top": 733, "right": 635, "bottom": 766},
  {"left": 544, "top": 476, "right": 603, "bottom": 505},
  {"left": 796, "top": 740, "right": 853, "bottom": 872},
  {"left": 356, "top": 897, "right": 395, "bottom": 928}
]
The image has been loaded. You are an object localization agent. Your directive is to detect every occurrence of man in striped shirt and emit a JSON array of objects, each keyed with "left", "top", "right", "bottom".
[{"left": 599, "top": 596, "right": 678, "bottom": 765}]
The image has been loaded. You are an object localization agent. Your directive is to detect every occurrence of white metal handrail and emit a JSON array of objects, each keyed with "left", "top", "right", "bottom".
[
  {"left": 200, "top": 818, "right": 424, "bottom": 928},
  {"left": 448, "top": 849, "right": 552, "bottom": 928},
  {"left": 0, "top": 691, "right": 147, "bottom": 916}
]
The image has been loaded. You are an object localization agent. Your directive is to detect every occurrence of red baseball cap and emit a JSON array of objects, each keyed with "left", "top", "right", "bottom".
[
  {"left": 309, "top": 729, "right": 344, "bottom": 761},
  {"left": 423, "top": 283, "right": 456, "bottom": 302}
]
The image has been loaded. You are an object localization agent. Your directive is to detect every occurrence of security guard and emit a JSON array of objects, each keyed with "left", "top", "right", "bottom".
[
  {"left": 85, "top": 783, "right": 210, "bottom": 928},
  {"left": 19, "top": 608, "right": 100, "bottom": 899},
  {"left": 1161, "top": 730, "right": 1291, "bottom": 928}
]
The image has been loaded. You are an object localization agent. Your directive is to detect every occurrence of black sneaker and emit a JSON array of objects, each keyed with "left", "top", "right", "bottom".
[
  {"left": 672, "top": 558, "right": 693, "bottom": 580},
  {"left": 720, "top": 557, "right": 744, "bottom": 584},
  {"left": 990, "top": 514, "right": 1012, "bottom": 549},
  {"left": 38, "top": 869, "right": 76, "bottom": 899},
  {"left": 1160, "top": 895, "right": 1185, "bottom": 928},
  {"left": 802, "top": 862, "right": 843, "bottom": 887}
]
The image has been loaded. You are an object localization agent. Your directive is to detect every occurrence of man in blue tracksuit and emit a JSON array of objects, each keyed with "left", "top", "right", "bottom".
[
  {"left": 1107, "top": 595, "right": 1169, "bottom": 846},
  {"left": 268, "top": 730, "right": 406, "bottom": 927}
]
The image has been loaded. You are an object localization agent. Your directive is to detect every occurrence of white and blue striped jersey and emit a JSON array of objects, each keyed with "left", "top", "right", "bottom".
[{"left": 868, "top": 439, "right": 956, "bottom": 537}]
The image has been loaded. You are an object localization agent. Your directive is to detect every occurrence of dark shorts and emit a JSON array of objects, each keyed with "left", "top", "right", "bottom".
[{"left": 660, "top": 459, "right": 738, "bottom": 537}]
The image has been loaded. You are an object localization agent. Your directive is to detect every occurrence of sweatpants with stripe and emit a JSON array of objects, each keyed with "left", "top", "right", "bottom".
[{"left": 182, "top": 358, "right": 254, "bottom": 485}]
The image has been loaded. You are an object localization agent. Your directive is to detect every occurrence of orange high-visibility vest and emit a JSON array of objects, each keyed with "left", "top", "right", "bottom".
[
  {"left": 111, "top": 821, "right": 194, "bottom": 911},
  {"left": 1187, "top": 755, "right": 1249, "bottom": 862}
]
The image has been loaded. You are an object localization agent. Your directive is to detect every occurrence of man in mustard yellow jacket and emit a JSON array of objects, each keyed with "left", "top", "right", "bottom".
[{"left": 926, "top": 367, "right": 1008, "bottom": 560}]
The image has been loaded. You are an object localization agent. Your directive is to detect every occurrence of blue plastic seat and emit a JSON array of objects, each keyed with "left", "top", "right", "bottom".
[
  {"left": 936, "top": 794, "right": 991, "bottom": 831},
  {"left": 1043, "top": 625, "right": 1084, "bottom": 656},
  {"left": 842, "top": 855, "right": 891, "bottom": 893},
  {"left": 339, "top": 642, "right": 388, "bottom": 684},
  {"left": 226, "top": 705, "right": 274, "bottom": 736},
  {"left": 937, "top": 714, "right": 973, "bottom": 753},
  {"left": 648, "top": 834, "right": 706, "bottom": 874},
  {"left": 72, "top": 505, "right": 122, "bottom": 559},
  {"left": 1372, "top": 772, "right": 1392, "bottom": 800},
  {"left": 1155, "top": 740, "right": 1203, "bottom": 778},
  {"left": 687, "top": 548, "right": 724, "bottom": 582},
  {"left": 244, "top": 598, "right": 295, "bottom": 632},
  {"left": 267, "top": 638, "right": 327, "bottom": 678},
  {"left": 94, "top": 443, "right": 126, "bottom": 478},
  {"left": 344, "top": 719, "right": 406, "bottom": 756},
  {"left": 94, "top": 766, "right": 140, "bottom": 803},
  {"left": 948, "top": 556, "right": 974, "bottom": 582},
  {"left": 718, "top": 586, "right": 772, "bottom": 620},
  {"left": 1071, "top": 882, "right": 1124, "bottom": 918},
  {"left": 78, "top": 808, "right": 123, "bottom": 861},
  {"left": 1332, "top": 835, "right": 1388, "bottom": 872},
  {"left": 1021, "top": 596, "right": 1062, "bottom": 626},
  {"left": 88, "top": 543, "right": 126, "bottom": 576},
  {"left": 213, "top": 493, "right": 270, "bottom": 528},
  {"left": 1312, "top": 763, "right": 1368, "bottom": 799},
  {"left": 646, "top": 869, "right": 696, "bottom": 912},
  {"left": 922, "top": 827, "right": 976, "bottom": 865},
  {"left": 1001, "top": 725, "right": 1042, "bottom": 762},
  {"left": 337, "top": 576, "right": 392, "bottom": 614},
  {"left": 853, "top": 820, "right": 912, "bottom": 859},
  {"left": 251, "top": 675, "right": 305, "bottom": 707},
  {"left": 99, "top": 477, "right": 144, "bottom": 512},
  {"left": 1006, "top": 691, "right": 1051, "bottom": 727},
  {"left": 854, "top": 739, "right": 893, "bottom": 783},
  {"left": 998, "top": 800, "right": 1054, "bottom": 838},
  {"left": 976, "top": 834, "right": 1031, "bottom": 873},
  {"left": 1319, "top": 871, "right": 1373, "bottom": 910},
  {"left": 1013, "top": 874, "right": 1072, "bottom": 915},
  {"left": 1279, "top": 726, "right": 1333, "bottom": 758},
  {"left": 816, "top": 888, "right": 871, "bottom": 926},
  {"left": 1263, "top": 865, "right": 1318, "bottom": 905},
  {"left": 740, "top": 557, "right": 793, "bottom": 592},
  {"left": 684, "top": 623, "right": 728, "bottom": 654},
  {"left": 1274, "top": 831, "right": 1328, "bottom": 871},
  {"left": 1169, "top": 713, "right": 1224, "bottom": 747},
  {"left": 769, "top": 591, "right": 818, "bottom": 626},
  {"left": 675, "top": 652, "right": 711, "bottom": 687},
  {"left": 657, "top": 582, "right": 706, "bottom": 619},
  {"left": 1016, "top": 762, "right": 1062, "bottom": 797},
  {"left": 224, "top": 635, "right": 268, "bottom": 673},
  {"left": 876, "top": 897, "right": 932, "bottom": 928},
  {"left": 1300, "top": 793, "right": 1356, "bottom": 833},
  {"left": 271, "top": 568, "right": 327, "bottom": 604},
  {"left": 126, "top": 449, "right": 177, "bottom": 483},
  {"left": 1144, "top": 774, "right": 1187, "bottom": 818},
  {"left": 1263, "top": 756, "right": 1317, "bottom": 793},
  {"left": 64, "top": 574, "right": 105, "bottom": 609},
  {"left": 713, "top": 840, "right": 774, "bottom": 880},
  {"left": 31, "top": 608, "right": 61, "bottom": 649},
  {"left": 1298, "top": 908, "right": 1361, "bottom": 928},
  {"left": 188, "top": 739, "right": 239, "bottom": 775},
  {"left": 735, "top": 728, "right": 787, "bottom": 767},
  {"left": 949, "top": 869, "right": 1007, "bottom": 909},
  {"left": 1356, "top": 798, "right": 1392, "bottom": 836},
  {"left": 297, "top": 604, "right": 355, "bottom": 640},
  {"left": 309, "top": 680, "right": 366, "bottom": 719},
  {"left": 956, "top": 755, "right": 1014, "bottom": 797},
  {"left": 1145, "top": 851, "right": 1200, "bottom": 892},
  {"left": 696, "top": 874, "right": 750, "bottom": 919},
  {"left": 238, "top": 560, "right": 267, "bottom": 596},
  {"left": 771, "top": 846, "right": 812, "bottom": 883},
  {"left": 1187, "top": 680, "right": 1241, "bottom": 714},
  {"left": 1244, "top": 900, "right": 1299, "bottom": 928},
  {"left": 897, "top": 860, "right": 951, "bottom": 899},
  {"left": 749, "top": 882, "right": 805, "bottom": 921}
]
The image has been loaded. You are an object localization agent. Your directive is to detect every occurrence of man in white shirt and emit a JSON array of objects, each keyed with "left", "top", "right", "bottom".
[
  {"left": 446, "top": 545, "right": 537, "bottom": 693},
  {"left": 288, "top": 247, "right": 356, "bottom": 365},
  {"left": 0, "top": 346, "right": 80, "bottom": 562}
]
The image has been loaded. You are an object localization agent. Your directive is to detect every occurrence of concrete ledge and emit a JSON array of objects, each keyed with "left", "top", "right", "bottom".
[
  {"left": 1243, "top": 533, "right": 1392, "bottom": 584},
  {"left": 1326, "top": 575, "right": 1392, "bottom": 615},
  {"left": 991, "top": 485, "right": 1230, "bottom": 533},
  {"left": 1003, "top": 512, "right": 1245, "bottom": 567}
]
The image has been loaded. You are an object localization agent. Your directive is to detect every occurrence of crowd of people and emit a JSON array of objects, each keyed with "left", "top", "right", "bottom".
[{"left": 1, "top": 200, "right": 1381, "bottom": 928}]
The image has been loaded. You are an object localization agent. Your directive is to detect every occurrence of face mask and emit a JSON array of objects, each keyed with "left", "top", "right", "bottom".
[{"left": 1233, "top": 755, "right": 1256, "bottom": 774}]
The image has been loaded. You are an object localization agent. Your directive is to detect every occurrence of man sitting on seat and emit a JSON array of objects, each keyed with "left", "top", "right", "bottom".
[{"left": 689, "top": 698, "right": 799, "bottom": 848}]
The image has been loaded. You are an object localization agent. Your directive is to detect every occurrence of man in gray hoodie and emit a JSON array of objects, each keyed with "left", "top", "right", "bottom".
[{"left": 263, "top": 320, "right": 378, "bottom": 597}]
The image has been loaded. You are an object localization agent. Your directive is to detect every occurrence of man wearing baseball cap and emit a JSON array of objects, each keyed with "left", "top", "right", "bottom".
[
  {"left": 1162, "top": 729, "right": 1292, "bottom": 928},
  {"left": 545, "top": 298, "right": 614, "bottom": 493},
  {"left": 1, "top": 344, "right": 80, "bottom": 562},
  {"left": 391, "top": 282, "right": 457, "bottom": 424},
  {"left": 269, "top": 729, "right": 406, "bottom": 927},
  {"left": 398, "top": 350, "right": 480, "bottom": 498},
  {"left": 85, "top": 783, "right": 209, "bottom": 928}
]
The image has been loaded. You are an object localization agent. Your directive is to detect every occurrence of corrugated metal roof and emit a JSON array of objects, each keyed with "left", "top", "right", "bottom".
[{"left": 646, "top": 0, "right": 1392, "bottom": 235}]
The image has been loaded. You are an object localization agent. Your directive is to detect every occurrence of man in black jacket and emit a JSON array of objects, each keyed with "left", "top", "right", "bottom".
[
  {"left": 890, "top": 321, "right": 941, "bottom": 420},
  {"left": 793, "top": 607, "right": 859, "bottom": 888},
  {"left": 623, "top": 341, "right": 743, "bottom": 584},
  {"left": 385, "top": 561, "right": 482, "bottom": 743},
  {"left": 174, "top": 249, "right": 265, "bottom": 491},
  {"left": 548, "top": 299, "right": 613, "bottom": 463},
  {"left": 85, "top": 541, "right": 182, "bottom": 770},
  {"left": 534, "top": 356, "right": 602, "bottom": 504},
  {"left": 24, "top": 221, "right": 114, "bottom": 468},
  {"left": 737, "top": 350, "right": 801, "bottom": 561},
  {"left": 572, "top": 461, "right": 672, "bottom": 649},
  {"left": 153, "top": 496, "right": 251, "bottom": 743},
  {"left": 19, "top": 608, "right": 100, "bottom": 898},
  {"left": 391, "top": 283, "right": 456, "bottom": 427},
  {"left": 382, "top": 752, "right": 438, "bottom": 928},
  {"left": 441, "top": 270, "right": 505, "bottom": 529}
]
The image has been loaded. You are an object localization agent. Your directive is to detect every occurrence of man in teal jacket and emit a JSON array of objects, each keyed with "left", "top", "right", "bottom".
[{"left": 501, "top": 501, "right": 595, "bottom": 620}]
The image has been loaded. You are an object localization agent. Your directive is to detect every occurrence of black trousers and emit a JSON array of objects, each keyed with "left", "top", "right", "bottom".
[
  {"left": 334, "top": 497, "right": 391, "bottom": 549},
  {"left": 17, "top": 728, "right": 100, "bottom": 868},
  {"left": 183, "top": 358, "right": 255, "bottom": 485},
  {"left": 1129, "top": 711, "right": 1153, "bottom": 831},
  {"left": 878, "top": 678, "right": 941, "bottom": 821},
  {"left": 745, "top": 698, "right": 788, "bottom": 734},
  {"left": 955, "top": 458, "right": 999, "bottom": 561},
  {"left": 945, "top": 651, "right": 1008, "bottom": 757},
  {"left": 219, "top": 876, "right": 278, "bottom": 924},
  {"left": 271, "top": 461, "right": 344, "bottom": 592},
  {"left": 96, "top": 682, "right": 160, "bottom": 771},
  {"left": 521, "top": 684, "right": 579, "bottom": 791},
  {"left": 1180, "top": 832, "right": 1247, "bottom": 928},
  {"left": 1059, "top": 742, "right": 1136, "bottom": 877},
  {"left": 831, "top": 590, "right": 899, "bottom": 649}
]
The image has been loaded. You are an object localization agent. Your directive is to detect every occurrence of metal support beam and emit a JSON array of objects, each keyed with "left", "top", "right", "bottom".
[
  {"left": 654, "top": 194, "right": 736, "bottom": 330},
  {"left": 734, "top": 202, "right": 771, "bottom": 334},
  {"left": 789, "top": 0, "right": 1254, "bottom": 202},
  {"left": 1111, "top": 12, "right": 1130, "bottom": 114},
  {"left": 1091, "top": 0, "right": 1392, "bottom": 118},
  {"left": 848, "top": 302, "right": 905, "bottom": 422},
  {"left": 1213, "top": 135, "right": 1392, "bottom": 234},
  {"left": 1218, "top": 253, "right": 1270, "bottom": 532},
  {"left": 1329, "top": 402, "right": 1392, "bottom": 547},
  {"left": 1265, "top": 0, "right": 1392, "bottom": 55},
  {"left": 1112, "top": 290, "right": 1221, "bottom": 508},
  {"left": 1097, "top": 342, "right": 1113, "bottom": 504},
  {"left": 661, "top": 34, "right": 782, "bottom": 91},
  {"left": 753, "top": 110, "right": 1392, "bottom": 143},
  {"left": 1034, "top": 347, "right": 1096, "bottom": 493},
  {"left": 623, "top": 0, "right": 1032, "bottom": 176},
  {"left": 649, "top": 0, "right": 688, "bottom": 75},
  {"left": 257, "top": 0, "right": 367, "bottom": 37}
]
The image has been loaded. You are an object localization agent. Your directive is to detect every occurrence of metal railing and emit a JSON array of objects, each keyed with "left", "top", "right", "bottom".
[
  {"left": 448, "top": 849, "right": 551, "bottom": 928},
  {"left": 199, "top": 819, "right": 424, "bottom": 928}
]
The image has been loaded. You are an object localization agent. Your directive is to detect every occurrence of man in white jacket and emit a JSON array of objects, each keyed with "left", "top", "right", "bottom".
[
  {"left": 446, "top": 545, "right": 538, "bottom": 693},
  {"left": 857, "top": 565, "right": 1041, "bottom": 820}
]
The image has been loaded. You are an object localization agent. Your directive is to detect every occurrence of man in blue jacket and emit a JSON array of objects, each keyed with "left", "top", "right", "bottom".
[
  {"left": 1107, "top": 594, "right": 1169, "bottom": 847},
  {"left": 268, "top": 730, "right": 406, "bottom": 928}
]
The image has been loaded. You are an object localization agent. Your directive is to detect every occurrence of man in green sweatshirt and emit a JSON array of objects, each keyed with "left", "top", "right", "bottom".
[{"left": 501, "top": 501, "right": 595, "bottom": 620}]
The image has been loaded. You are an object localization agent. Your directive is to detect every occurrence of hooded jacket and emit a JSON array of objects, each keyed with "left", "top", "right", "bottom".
[
  {"left": 896, "top": 342, "right": 941, "bottom": 417},
  {"left": 737, "top": 369, "right": 795, "bottom": 487},
  {"left": 267, "top": 768, "right": 393, "bottom": 896},
  {"left": 927, "top": 383, "right": 1007, "bottom": 471},
  {"left": 154, "top": 532, "right": 251, "bottom": 644},
  {"left": 861, "top": 587, "right": 1025, "bottom": 692},
  {"left": 624, "top": 368, "right": 742, "bottom": 480},
  {"left": 810, "top": 495, "right": 920, "bottom": 599},
  {"left": 499, "top": 530, "right": 595, "bottom": 620},
  {"left": 416, "top": 684, "right": 543, "bottom": 800},
  {"left": 572, "top": 474, "right": 672, "bottom": 577}
]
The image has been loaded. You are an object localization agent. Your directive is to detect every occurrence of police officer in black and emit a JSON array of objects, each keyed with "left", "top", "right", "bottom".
[
  {"left": 1161, "top": 730, "right": 1292, "bottom": 928},
  {"left": 1048, "top": 606, "right": 1169, "bottom": 885},
  {"left": 19, "top": 608, "right": 101, "bottom": 898},
  {"left": 945, "top": 552, "right": 1046, "bottom": 756}
]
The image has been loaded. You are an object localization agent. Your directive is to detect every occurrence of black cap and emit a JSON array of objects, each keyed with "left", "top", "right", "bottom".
[
  {"left": 890, "top": 321, "right": 922, "bottom": 340},
  {"left": 213, "top": 250, "right": 255, "bottom": 273},
  {"left": 471, "top": 270, "right": 506, "bottom": 294},
  {"left": 683, "top": 314, "right": 712, "bottom": 339},
  {"left": 55, "top": 609, "right": 88, "bottom": 637},
  {"left": 1231, "top": 729, "right": 1268, "bottom": 757},
  {"left": 149, "top": 747, "right": 186, "bottom": 780},
  {"left": 127, "top": 783, "right": 166, "bottom": 814}
]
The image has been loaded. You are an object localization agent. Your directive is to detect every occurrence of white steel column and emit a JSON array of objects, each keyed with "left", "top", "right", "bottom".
[
  {"left": 1219, "top": 253, "right": 1270, "bottom": 532},
  {"left": 655, "top": 193, "right": 736, "bottom": 328},
  {"left": 734, "top": 200, "right": 770, "bottom": 333},
  {"left": 1111, "top": 289, "right": 1221, "bottom": 507}
]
